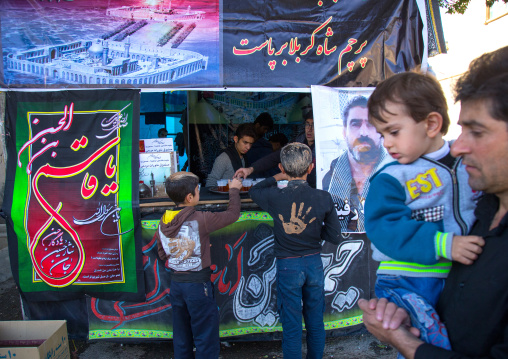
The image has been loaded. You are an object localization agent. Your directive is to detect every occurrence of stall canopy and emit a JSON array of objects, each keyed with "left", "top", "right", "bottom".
[{"left": 0, "top": 0, "right": 445, "bottom": 89}]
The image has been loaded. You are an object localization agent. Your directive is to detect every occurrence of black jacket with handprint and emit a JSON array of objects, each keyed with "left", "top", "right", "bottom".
[{"left": 249, "top": 178, "right": 341, "bottom": 258}]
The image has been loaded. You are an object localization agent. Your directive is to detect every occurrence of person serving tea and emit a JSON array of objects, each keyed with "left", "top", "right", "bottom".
[{"left": 205, "top": 124, "right": 256, "bottom": 188}]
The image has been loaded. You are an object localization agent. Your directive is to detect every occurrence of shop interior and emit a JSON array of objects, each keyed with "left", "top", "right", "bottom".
[{"left": 139, "top": 90, "right": 312, "bottom": 212}]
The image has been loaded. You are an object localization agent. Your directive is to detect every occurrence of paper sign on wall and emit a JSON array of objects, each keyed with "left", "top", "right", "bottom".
[{"left": 140, "top": 138, "right": 174, "bottom": 153}]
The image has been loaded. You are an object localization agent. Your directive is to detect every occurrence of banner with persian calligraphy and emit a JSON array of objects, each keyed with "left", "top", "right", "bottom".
[
  {"left": 222, "top": 0, "right": 424, "bottom": 87},
  {"left": 87, "top": 213, "right": 377, "bottom": 340},
  {"left": 0, "top": 0, "right": 433, "bottom": 88},
  {"left": 3, "top": 90, "right": 145, "bottom": 302}
]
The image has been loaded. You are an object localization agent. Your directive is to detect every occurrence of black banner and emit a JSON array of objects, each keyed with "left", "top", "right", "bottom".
[
  {"left": 223, "top": 0, "right": 423, "bottom": 87},
  {"left": 85, "top": 214, "right": 378, "bottom": 340}
]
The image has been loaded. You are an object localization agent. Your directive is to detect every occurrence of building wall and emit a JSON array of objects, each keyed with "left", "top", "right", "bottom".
[{"left": 428, "top": 1, "right": 508, "bottom": 140}]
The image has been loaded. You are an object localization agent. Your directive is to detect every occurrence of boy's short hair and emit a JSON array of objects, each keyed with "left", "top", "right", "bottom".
[
  {"left": 235, "top": 123, "right": 256, "bottom": 140},
  {"left": 269, "top": 133, "right": 289, "bottom": 147},
  {"left": 254, "top": 112, "right": 274, "bottom": 130},
  {"left": 454, "top": 46, "right": 508, "bottom": 124},
  {"left": 343, "top": 96, "right": 368, "bottom": 127},
  {"left": 165, "top": 171, "right": 199, "bottom": 204},
  {"left": 368, "top": 72, "right": 450, "bottom": 135},
  {"left": 280, "top": 143, "right": 312, "bottom": 178}
]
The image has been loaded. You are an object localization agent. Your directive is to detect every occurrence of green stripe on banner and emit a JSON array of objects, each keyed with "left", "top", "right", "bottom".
[{"left": 88, "top": 315, "right": 364, "bottom": 339}]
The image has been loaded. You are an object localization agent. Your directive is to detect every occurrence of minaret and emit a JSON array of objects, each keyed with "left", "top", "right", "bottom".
[
  {"left": 102, "top": 41, "right": 109, "bottom": 66},
  {"left": 152, "top": 54, "right": 159, "bottom": 69},
  {"left": 164, "top": 0, "right": 171, "bottom": 11},
  {"left": 124, "top": 36, "right": 131, "bottom": 58}
]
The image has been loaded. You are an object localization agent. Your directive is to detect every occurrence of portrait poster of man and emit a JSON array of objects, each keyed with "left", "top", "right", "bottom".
[{"left": 311, "top": 86, "right": 391, "bottom": 233}]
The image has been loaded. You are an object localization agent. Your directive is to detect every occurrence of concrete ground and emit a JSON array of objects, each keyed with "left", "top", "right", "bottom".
[
  {"left": 0, "top": 223, "right": 11, "bottom": 284},
  {"left": 0, "top": 223, "right": 396, "bottom": 358},
  {"left": 74, "top": 331, "right": 397, "bottom": 359}
]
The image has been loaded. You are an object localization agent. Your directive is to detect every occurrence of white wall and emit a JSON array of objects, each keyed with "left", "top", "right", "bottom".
[{"left": 428, "top": 2, "right": 508, "bottom": 140}]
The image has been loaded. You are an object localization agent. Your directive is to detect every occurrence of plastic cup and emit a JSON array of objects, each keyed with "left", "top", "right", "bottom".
[
  {"left": 217, "top": 179, "right": 228, "bottom": 192},
  {"left": 242, "top": 179, "right": 253, "bottom": 191},
  {"left": 277, "top": 180, "right": 288, "bottom": 189}
]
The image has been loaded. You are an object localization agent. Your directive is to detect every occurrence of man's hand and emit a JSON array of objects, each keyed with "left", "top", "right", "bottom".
[
  {"left": 451, "top": 235, "right": 485, "bottom": 265},
  {"left": 359, "top": 298, "right": 415, "bottom": 331},
  {"left": 359, "top": 298, "right": 423, "bottom": 359},
  {"left": 234, "top": 167, "right": 254, "bottom": 180},
  {"left": 228, "top": 178, "right": 243, "bottom": 190}
]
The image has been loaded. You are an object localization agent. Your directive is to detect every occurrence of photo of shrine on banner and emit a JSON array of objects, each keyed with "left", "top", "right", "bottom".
[
  {"left": 0, "top": 0, "right": 219, "bottom": 87},
  {"left": 2, "top": 90, "right": 145, "bottom": 302},
  {"left": 312, "top": 86, "right": 392, "bottom": 234}
]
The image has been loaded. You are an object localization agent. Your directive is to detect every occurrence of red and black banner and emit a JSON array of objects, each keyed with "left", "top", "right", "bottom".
[
  {"left": 86, "top": 214, "right": 377, "bottom": 340},
  {"left": 3, "top": 90, "right": 145, "bottom": 302}
]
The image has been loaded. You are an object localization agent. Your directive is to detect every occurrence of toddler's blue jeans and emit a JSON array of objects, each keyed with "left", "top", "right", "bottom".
[{"left": 375, "top": 274, "right": 451, "bottom": 352}]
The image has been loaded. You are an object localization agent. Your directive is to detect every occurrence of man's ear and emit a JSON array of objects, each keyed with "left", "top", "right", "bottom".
[
  {"left": 233, "top": 135, "right": 239, "bottom": 144},
  {"left": 426, "top": 112, "right": 443, "bottom": 138},
  {"left": 278, "top": 163, "right": 286, "bottom": 174},
  {"left": 307, "top": 163, "right": 314, "bottom": 174}
]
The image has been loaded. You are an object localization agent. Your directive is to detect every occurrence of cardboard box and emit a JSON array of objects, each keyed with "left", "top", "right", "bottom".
[{"left": 0, "top": 320, "right": 70, "bottom": 359}]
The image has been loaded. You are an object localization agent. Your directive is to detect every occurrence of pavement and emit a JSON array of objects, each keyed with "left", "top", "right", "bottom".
[{"left": 0, "top": 223, "right": 11, "bottom": 284}]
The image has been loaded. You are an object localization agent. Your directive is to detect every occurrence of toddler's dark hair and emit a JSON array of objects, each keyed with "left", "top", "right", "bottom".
[{"left": 368, "top": 72, "right": 450, "bottom": 135}]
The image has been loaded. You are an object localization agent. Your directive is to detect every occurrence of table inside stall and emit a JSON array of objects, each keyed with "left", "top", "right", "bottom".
[{"left": 139, "top": 186, "right": 259, "bottom": 213}]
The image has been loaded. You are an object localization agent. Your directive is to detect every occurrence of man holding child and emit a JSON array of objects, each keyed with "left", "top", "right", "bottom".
[{"left": 360, "top": 46, "right": 508, "bottom": 358}]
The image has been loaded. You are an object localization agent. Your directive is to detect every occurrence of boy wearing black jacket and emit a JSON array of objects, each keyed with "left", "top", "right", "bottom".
[{"left": 249, "top": 143, "right": 342, "bottom": 358}]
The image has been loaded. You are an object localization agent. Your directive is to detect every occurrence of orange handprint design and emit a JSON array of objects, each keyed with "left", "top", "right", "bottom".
[{"left": 279, "top": 202, "right": 316, "bottom": 234}]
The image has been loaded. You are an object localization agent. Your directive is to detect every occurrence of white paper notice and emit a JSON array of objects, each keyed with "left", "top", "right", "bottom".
[{"left": 141, "top": 138, "right": 174, "bottom": 152}]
